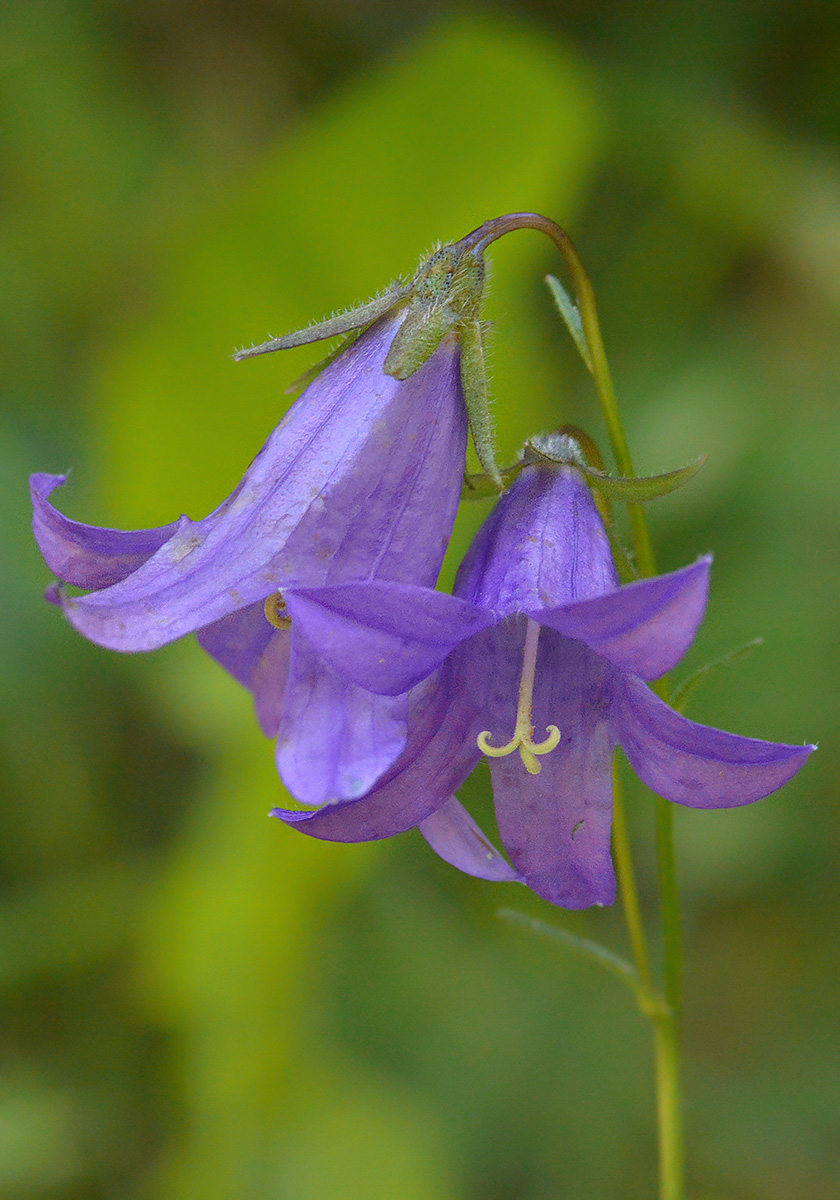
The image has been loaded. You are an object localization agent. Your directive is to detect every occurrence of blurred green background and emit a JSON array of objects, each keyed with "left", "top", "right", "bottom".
[{"left": 3, "top": 3, "right": 839, "bottom": 1197}]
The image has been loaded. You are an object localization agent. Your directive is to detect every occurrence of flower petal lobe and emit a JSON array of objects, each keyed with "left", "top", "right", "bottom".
[
  {"left": 616, "top": 675, "right": 814, "bottom": 808},
  {"left": 271, "top": 641, "right": 486, "bottom": 841},
  {"left": 490, "top": 633, "right": 618, "bottom": 908},
  {"left": 284, "top": 582, "right": 494, "bottom": 695},
  {"left": 420, "top": 797, "right": 523, "bottom": 882},
  {"left": 31, "top": 473, "right": 179, "bottom": 588},
  {"left": 536, "top": 558, "right": 711, "bottom": 680},
  {"left": 276, "top": 630, "right": 409, "bottom": 806}
]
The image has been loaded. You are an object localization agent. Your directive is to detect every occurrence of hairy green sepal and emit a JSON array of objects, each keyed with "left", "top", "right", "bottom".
[
  {"left": 385, "top": 244, "right": 500, "bottom": 485},
  {"left": 469, "top": 431, "right": 705, "bottom": 508},
  {"left": 234, "top": 282, "right": 409, "bottom": 361},
  {"left": 578, "top": 456, "right": 708, "bottom": 503},
  {"left": 526, "top": 435, "right": 706, "bottom": 503}
]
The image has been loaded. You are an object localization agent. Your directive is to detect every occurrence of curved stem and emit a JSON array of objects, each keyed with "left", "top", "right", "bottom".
[{"left": 465, "top": 212, "right": 656, "bottom": 571}]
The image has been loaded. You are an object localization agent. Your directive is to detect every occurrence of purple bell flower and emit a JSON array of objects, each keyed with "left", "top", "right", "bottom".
[
  {"left": 32, "top": 310, "right": 468, "bottom": 803},
  {"left": 271, "top": 459, "right": 814, "bottom": 908}
]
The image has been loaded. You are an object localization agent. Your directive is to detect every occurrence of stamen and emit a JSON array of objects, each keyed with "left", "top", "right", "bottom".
[
  {"left": 477, "top": 619, "right": 561, "bottom": 775},
  {"left": 264, "top": 591, "right": 292, "bottom": 630}
]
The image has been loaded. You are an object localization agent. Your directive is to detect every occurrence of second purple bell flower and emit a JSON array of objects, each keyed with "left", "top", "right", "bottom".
[{"left": 272, "top": 441, "right": 814, "bottom": 908}]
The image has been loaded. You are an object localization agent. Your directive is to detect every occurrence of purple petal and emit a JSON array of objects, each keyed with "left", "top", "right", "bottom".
[
  {"left": 456, "top": 464, "right": 617, "bottom": 615},
  {"left": 284, "top": 582, "right": 494, "bottom": 695},
  {"left": 615, "top": 674, "right": 815, "bottom": 808},
  {"left": 420, "top": 796, "right": 523, "bottom": 883},
  {"left": 30, "top": 473, "right": 179, "bottom": 588},
  {"left": 489, "top": 631, "right": 618, "bottom": 908},
  {"left": 50, "top": 311, "right": 467, "bottom": 652},
  {"left": 271, "top": 632, "right": 491, "bottom": 841},
  {"left": 196, "top": 602, "right": 290, "bottom": 737},
  {"left": 535, "top": 559, "right": 711, "bottom": 680},
  {"left": 275, "top": 628, "right": 408, "bottom": 806}
]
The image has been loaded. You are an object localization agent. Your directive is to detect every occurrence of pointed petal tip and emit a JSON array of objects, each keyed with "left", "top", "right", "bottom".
[
  {"left": 787, "top": 741, "right": 817, "bottom": 764},
  {"left": 30, "top": 471, "right": 68, "bottom": 498},
  {"left": 269, "top": 790, "right": 426, "bottom": 843},
  {"left": 269, "top": 805, "right": 315, "bottom": 823}
]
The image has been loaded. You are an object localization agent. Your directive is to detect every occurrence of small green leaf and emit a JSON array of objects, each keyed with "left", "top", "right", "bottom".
[
  {"left": 234, "top": 282, "right": 408, "bottom": 360},
  {"left": 581, "top": 455, "right": 707, "bottom": 503},
  {"left": 671, "top": 638, "right": 764, "bottom": 714},
  {"left": 498, "top": 908, "right": 640, "bottom": 993},
  {"left": 545, "top": 273, "right": 593, "bottom": 371}
]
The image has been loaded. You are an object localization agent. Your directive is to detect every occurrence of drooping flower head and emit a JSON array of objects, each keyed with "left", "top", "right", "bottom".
[
  {"left": 273, "top": 435, "right": 814, "bottom": 908},
  {"left": 32, "top": 256, "right": 481, "bottom": 800}
]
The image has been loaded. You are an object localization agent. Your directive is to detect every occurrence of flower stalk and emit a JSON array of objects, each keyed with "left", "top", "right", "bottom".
[
  {"left": 578, "top": 269, "right": 686, "bottom": 1200},
  {"left": 524, "top": 212, "right": 686, "bottom": 1198},
  {"left": 462, "top": 212, "right": 657, "bottom": 571}
]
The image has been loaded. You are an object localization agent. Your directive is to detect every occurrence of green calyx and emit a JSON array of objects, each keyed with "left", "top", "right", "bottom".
[
  {"left": 385, "top": 242, "right": 499, "bottom": 485},
  {"left": 463, "top": 426, "right": 706, "bottom": 581},
  {"left": 234, "top": 236, "right": 501, "bottom": 484},
  {"left": 387, "top": 242, "right": 485, "bottom": 376},
  {"left": 523, "top": 429, "right": 707, "bottom": 504}
]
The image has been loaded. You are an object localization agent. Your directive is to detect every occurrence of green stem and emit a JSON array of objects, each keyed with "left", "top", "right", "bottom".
[
  {"left": 652, "top": 1012, "right": 685, "bottom": 1200},
  {"left": 613, "top": 761, "right": 684, "bottom": 1199},
  {"left": 611, "top": 758, "right": 653, "bottom": 994},
  {"left": 656, "top": 796, "right": 683, "bottom": 1017},
  {"left": 568, "top": 231, "right": 685, "bottom": 1196},
  {"left": 473, "top": 214, "right": 687, "bottom": 1195}
]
